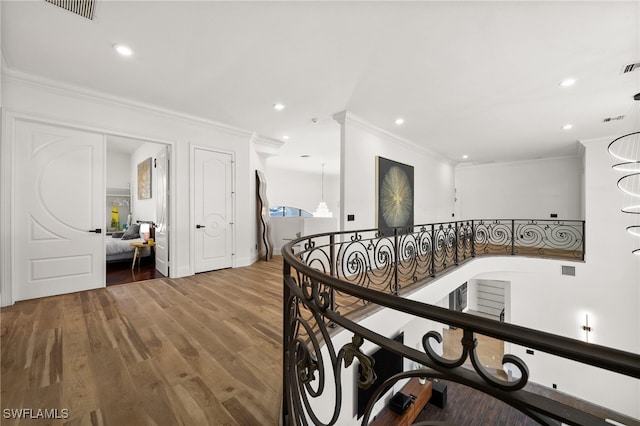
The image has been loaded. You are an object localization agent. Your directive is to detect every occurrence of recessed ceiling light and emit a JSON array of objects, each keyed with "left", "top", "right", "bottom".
[
  {"left": 559, "top": 78, "right": 576, "bottom": 87},
  {"left": 113, "top": 44, "right": 134, "bottom": 57},
  {"left": 563, "top": 124, "right": 573, "bottom": 130},
  {"left": 273, "top": 103, "right": 285, "bottom": 111},
  {"left": 462, "top": 155, "right": 469, "bottom": 160},
  {"left": 395, "top": 118, "right": 405, "bottom": 125},
  {"left": 282, "top": 135, "right": 289, "bottom": 140}
]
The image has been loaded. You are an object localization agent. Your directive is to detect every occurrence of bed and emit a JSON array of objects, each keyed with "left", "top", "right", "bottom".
[{"left": 106, "top": 222, "right": 153, "bottom": 263}]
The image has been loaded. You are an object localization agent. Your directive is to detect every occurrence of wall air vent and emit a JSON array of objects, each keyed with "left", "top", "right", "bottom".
[
  {"left": 602, "top": 115, "right": 625, "bottom": 123},
  {"left": 622, "top": 62, "right": 640, "bottom": 74},
  {"left": 561, "top": 265, "right": 576, "bottom": 276},
  {"left": 45, "top": 0, "right": 96, "bottom": 20}
]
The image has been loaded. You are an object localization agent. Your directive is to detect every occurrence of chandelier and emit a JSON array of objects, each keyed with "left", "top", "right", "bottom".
[{"left": 608, "top": 131, "right": 640, "bottom": 255}]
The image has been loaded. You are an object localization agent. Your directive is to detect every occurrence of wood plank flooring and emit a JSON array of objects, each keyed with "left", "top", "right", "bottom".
[
  {"left": 106, "top": 258, "right": 165, "bottom": 286},
  {"left": 415, "top": 379, "right": 541, "bottom": 426},
  {"left": 1, "top": 260, "right": 283, "bottom": 425},
  {"left": 3, "top": 255, "right": 633, "bottom": 426}
]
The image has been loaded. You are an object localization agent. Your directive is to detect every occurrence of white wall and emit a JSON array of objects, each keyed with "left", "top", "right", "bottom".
[
  {"left": 106, "top": 150, "right": 132, "bottom": 231},
  {"left": 266, "top": 165, "right": 340, "bottom": 217},
  {"left": 580, "top": 136, "right": 639, "bottom": 353},
  {"left": 455, "top": 156, "right": 583, "bottom": 220},
  {"left": 270, "top": 217, "right": 339, "bottom": 255},
  {"left": 304, "top": 254, "right": 639, "bottom": 424},
  {"left": 106, "top": 150, "right": 130, "bottom": 189},
  {"left": 302, "top": 137, "right": 639, "bottom": 422},
  {"left": 1, "top": 72, "right": 258, "bottom": 289},
  {"left": 130, "top": 142, "right": 164, "bottom": 224},
  {"left": 338, "top": 112, "right": 455, "bottom": 232}
]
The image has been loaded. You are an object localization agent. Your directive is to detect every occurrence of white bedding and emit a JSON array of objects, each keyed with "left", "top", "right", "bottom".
[{"left": 106, "top": 237, "right": 146, "bottom": 256}]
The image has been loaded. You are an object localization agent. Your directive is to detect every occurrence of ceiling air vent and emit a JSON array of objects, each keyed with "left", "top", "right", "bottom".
[
  {"left": 603, "top": 115, "right": 625, "bottom": 123},
  {"left": 622, "top": 62, "right": 640, "bottom": 74},
  {"left": 45, "top": 0, "right": 96, "bottom": 20},
  {"left": 561, "top": 265, "right": 576, "bottom": 276}
]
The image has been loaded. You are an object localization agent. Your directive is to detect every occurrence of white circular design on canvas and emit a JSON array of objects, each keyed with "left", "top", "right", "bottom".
[{"left": 380, "top": 166, "right": 413, "bottom": 227}]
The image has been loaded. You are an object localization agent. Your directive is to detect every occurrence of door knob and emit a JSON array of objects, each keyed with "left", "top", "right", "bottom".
[
  {"left": 88, "top": 228, "right": 102, "bottom": 233},
  {"left": 196, "top": 224, "right": 205, "bottom": 229}
]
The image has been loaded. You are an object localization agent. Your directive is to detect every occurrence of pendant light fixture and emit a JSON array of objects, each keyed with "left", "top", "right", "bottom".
[
  {"left": 607, "top": 92, "right": 640, "bottom": 254},
  {"left": 313, "top": 163, "right": 333, "bottom": 218}
]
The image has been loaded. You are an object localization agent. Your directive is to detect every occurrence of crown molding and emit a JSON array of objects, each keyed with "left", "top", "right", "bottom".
[
  {"left": 2, "top": 66, "right": 255, "bottom": 139},
  {"left": 579, "top": 135, "right": 627, "bottom": 147},
  {"left": 251, "top": 132, "right": 285, "bottom": 156},
  {"left": 333, "top": 110, "right": 451, "bottom": 164},
  {"left": 455, "top": 154, "right": 582, "bottom": 170}
]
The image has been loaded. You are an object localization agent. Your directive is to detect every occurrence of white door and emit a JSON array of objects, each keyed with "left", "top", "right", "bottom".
[
  {"left": 155, "top": 146, "right": 170, "bottom": 276},
  {"left": 13, "top": 120, "right": 105, "bottom": 301},
  {"left": 194, "top": 148, "right": 233, "bottom": 273}
]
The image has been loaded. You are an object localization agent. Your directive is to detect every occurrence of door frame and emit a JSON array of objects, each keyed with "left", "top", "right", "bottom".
[
  {"left": 0, "top": 110, "right": 177, "bottom": 306},
  {"left": 189, "top": 144, "right": 236, "bottom": 274}
]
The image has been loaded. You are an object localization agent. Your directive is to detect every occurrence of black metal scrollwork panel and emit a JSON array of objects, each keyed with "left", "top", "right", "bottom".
[
  {"left": 281, "top": 220, "right": 640, "bottom": 426},
  {"left": 397, "top": 226, "right": 433, "bottom": 284},
  {"left": 432, "top": 223, "right": 457, "bottom": 274},
  {"left": 422, "top": 329, "right": 529, "bottom": 392},
  {"left": 457, "top": 221, "right": 474, "bottom": 260},
  {"left": 474, "top": 219, "right": 513, "bottom": 255},
  {"left": 514, "top": 220, "right": 584, "bottom": 259},
  {"left": 334, "top": 231, "right": 396, "bottom": 310}
]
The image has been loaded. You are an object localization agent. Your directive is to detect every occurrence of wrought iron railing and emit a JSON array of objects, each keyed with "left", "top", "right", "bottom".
[
  {"left": 294, "top": 219, "right": 584, "bottom": 312},
  {"left": 281, "top": 219, "right": 640, "bottom": 425}
]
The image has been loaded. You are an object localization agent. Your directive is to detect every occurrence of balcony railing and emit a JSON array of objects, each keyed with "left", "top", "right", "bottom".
[{"left": 281, "top": 219, "right": 640, "bottom": 425}]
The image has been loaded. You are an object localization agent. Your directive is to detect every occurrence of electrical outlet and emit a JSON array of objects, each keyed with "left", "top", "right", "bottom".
[
  {"left": 553, "top": 384, "right": 557, "bottom": 389},
  {"left": 526, "top": 349, "right": 534, "bottom": 355},
  {"left": 347, "top": 214, "right": 355, "bottom": 221}
]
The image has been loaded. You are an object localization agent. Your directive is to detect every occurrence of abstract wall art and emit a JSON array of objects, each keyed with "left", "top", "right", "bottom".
[
  {"left": 137, "top": 157, "right": 152, "bottom": 200},
  {"left": 376, "top": 156, "right": 414, "bottom": 232}
]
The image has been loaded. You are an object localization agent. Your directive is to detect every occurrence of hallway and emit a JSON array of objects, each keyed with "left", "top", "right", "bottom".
[{"left": 1, "top": 260, "right": 283, "bottom": 425}]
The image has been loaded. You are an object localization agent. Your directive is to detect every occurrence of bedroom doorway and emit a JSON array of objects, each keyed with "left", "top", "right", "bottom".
[{"left": 106, "top": 136, "right": 171, "bottom": 286}]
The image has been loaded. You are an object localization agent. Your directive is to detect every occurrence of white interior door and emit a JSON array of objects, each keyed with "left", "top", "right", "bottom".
[
  {"left": 155, "top": 146, "right": 170, "bottom": 276},
  {"left": 194, "top": 148, "right": 233, "bottom": 273},
  {"left": 13, "top": 120, "right": 105, "bottom": 301}
]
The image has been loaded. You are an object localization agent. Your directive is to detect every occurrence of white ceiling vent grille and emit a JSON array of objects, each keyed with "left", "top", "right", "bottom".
[
  {"left": 622, "top": 62, "right": 640, "bottom": 74},
  {"left": 603, "top": 115, "right": 625, "bottom": 123},
  {"left": 45, "top": 0, "right": 96, "bottom": 20}
]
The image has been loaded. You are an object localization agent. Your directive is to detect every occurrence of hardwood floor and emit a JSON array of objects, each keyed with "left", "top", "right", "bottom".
[
  {"left": 442, "top": 327, "right": 505, "bottom": 373},
  {"left": 1, "top": 259, "right": 283, "bottom": 425},
  {"left": 2, "top": 256, "right": 635, "bottom": 425},
  {"left": 106, "top": 257, "right": 165, "bottom": 286},
  {"left": 415, "top": 379, "right": 540, "bottom": 426}
]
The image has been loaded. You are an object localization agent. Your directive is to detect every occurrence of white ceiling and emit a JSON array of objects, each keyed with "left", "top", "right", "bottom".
[
  {"left": 2, "top": 1, "right": 639, "bottom": 174},
  {"left": 106, "top": 135, "right": 146, "bottom": 154}
]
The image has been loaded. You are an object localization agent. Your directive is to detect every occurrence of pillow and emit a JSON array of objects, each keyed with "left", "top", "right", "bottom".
[
  {"left": 121, "top": 224, "right": 140, "bottom": 240},
  {"left": 112, "top": 231, "right": 124, "bottom": 238}
]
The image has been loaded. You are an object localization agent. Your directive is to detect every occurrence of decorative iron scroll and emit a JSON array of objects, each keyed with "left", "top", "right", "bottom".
[
  {"left": 293, "top": 219, "right": 584, "bottom": 306},
  {"left": 281, "top": 221, "right": 639, "bottom": 426}
]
